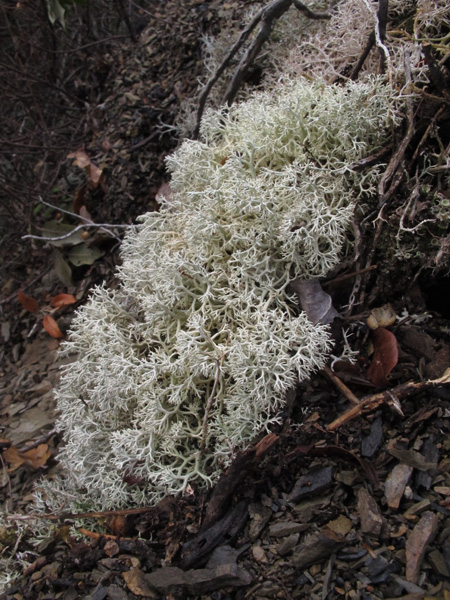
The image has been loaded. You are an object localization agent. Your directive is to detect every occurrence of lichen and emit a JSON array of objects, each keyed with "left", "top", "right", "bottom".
[{"left": 36, "top": 77, "right": 398, "bottom": 512}]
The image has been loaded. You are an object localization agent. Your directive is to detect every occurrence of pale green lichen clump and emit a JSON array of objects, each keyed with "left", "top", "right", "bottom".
[{"left": 37, "top": 78, "right": 397, "bottom": 511}]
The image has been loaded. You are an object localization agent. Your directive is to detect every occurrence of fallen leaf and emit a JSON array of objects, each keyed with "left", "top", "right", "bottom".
[
  {"left": 52, "top": 248, "right": 74, "bottom": 287},
  {"left": 42, "top": 315, "right": 63, "bottom": 338},
  {"left": 39, "top": 220, "right": 85, "bottom": 247},
  {"left": 67, "top": 149, "right": 91, "bottom": 168},
  {"left": 290, "top": 278, "right": 340, "bottom": 324},
  {"left": 50, "top": 294, "right": 77, "bottom": 308},
  {"left": 66, "top": 244, "right": 105, "bottom": 266},
  {"left": 79, "top": 205, "right": 93, "bottom": 223},
  {"left": 123, "top": 567, "right": 157, "bottom": 598},
  {"left": 88, "top": 163, "right": 103, "bottom": 188},
  {"left": 367, "top": 327, "right": 398, "bottom": 387},
  {"left": 3, "top": 443, "right": 51, "bottom": 471},
  {"left": 18, "top": 290, "right": 39, "bottom": 313},
  {"left": 68, "top": 149, "right": 103, "bottom": 188}
]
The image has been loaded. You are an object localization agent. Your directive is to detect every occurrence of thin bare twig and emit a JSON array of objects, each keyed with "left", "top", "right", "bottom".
[
  {"left": 18, "top": 428, "right": 57, "bottom": 454},
  {"left": 22, "top": 222, "right": 130, "bottom": 243},
  {"left": 322, "top": 365, "right": 361, "bottom": 406},
  {"left": 377, "top": 50, "right": 415, "bottom": 206},
  {"left": 201, "top": 358, "right": 223, "bottom": 449},
  {"left": 22, "top": 198, "right": 133, "bottom": 243},
  {"left": 327, "top": 368, "right": 450, "bottom": 431}
]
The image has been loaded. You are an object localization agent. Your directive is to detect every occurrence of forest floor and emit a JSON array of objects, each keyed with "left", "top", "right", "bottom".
[{"left": 1, "top": 1, "right": 450, "bottom": 599}]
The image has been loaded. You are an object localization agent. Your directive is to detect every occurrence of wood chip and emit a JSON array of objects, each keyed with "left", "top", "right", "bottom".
[
  {"left": 385, "top": 464, "right": 413, "bottom": 509},
  {"left": 357, "top": 487, "right": 385, "bottom": 537},
  {"left": 405, "top": 511, "right": 439, "bottom": 583},
  {"left": 292, "top": 528, "right": 346, "bottom": 570}
]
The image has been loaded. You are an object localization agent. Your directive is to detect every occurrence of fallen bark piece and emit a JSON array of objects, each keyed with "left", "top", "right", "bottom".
[
  {"left": 357, "top": 487, "right": 385, "bottom": 537},
  {"left": 405, "top": 511, "right": 439, "bottom": 583},
  {"left": 206, "top": 544, "right": 249, "bottom": 569},
  {"left": 180, "top": 501, "right": 248, "bottom": 569},
  {"left": 387, "top": 443, "right": 438, "bottom": 472},
  {"left": 288, "top": 466, "right": 334, "bottom": 503},
  {"left": 384, "top": 463, "right": 413, "bottom": 509},
  {"left": 268, "top": 521, "right": 308, "bottom": 538},
  {"left": 122, "top": 568, "right": 158, "bottom": 598},
  {"left": 141, "top": 564, "right": 252, "bottom": 594},
  {"left": 361, "top": 416, "right": 383, "bottom": 458},
  {"left": 248, "top": 503, "right": 272, "bottom": 542},
  {"left": 415, "top": 436, "right": 440, "bottom": 490},
  {"left": 201, "top": 433, "right": 278, "bottom": 530},
  {"left": 292, "top": 527, "right": 346, "bottom": 569},
  {"left": 277, "top": 533, "right": 300, "bottom": 556}
]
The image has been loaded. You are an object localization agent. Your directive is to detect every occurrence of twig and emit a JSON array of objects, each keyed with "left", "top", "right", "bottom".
[
  {"left": 18, "top": 428, "right": 57, "bottom": 454},
  {"left": 22, "top": 222, "right": 130, "bottom": 243},
  {"left": 222, "top": 0, "right": 330, "bottom": 108},
  {"left": 22, "top": 197, "right": 132, "bottom": 243},
  {"left": 193, "top": 0, "right": 330, "bottom": 138},
  {"left": 360, "top": 0, "right": 392, "bottom": 84},
  {"left": 7, "top": 505, "right": 160, "bottom": 523},
  {"left": 422, "top": 42, "right": 450, "bottom": 94},
  {"left": 327, "top": 368, "right": 450, "bottom": 431},
  {"left": 323, "top": 265, "right": 377, "bottom": 286},
  {"left": 377, "top": 49, "right": 415, "bottom": 206},
  {"left": 322, "top": 365, "right": 360, "bottom": 406},
  {"left": 409, "top": 105, "right": 445, "bottom": 167},
  {"left": 201, "top": 359, "right": 223, "bottom": 449}
]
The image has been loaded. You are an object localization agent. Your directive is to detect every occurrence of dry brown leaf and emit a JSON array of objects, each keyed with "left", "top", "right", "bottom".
[
  {"left": 42, "top": 315, "right": 63, "bottom": 338},
  {"left": 367, "top": 327, "right": 398, "bottom": 387},
  {"left": 3, "top": 443, "right": 51, "bottom": 471},
  {"left": 290, "top": 278, "right": 340, "bottom": 324},
  {"left": 18, "top": 290, "right": 39, "bottom": 313},
  {"left": 68, "top": 149, "right": 103, "bottom": 188},
  {"left": 50, "top": 293, "right": 77, "bottom": 308},
  {"left": 122, "top": 567, "right": 157, "bottom": 598},
  {"left": 67, "top": 149, "right": 91, "bottom": 169},
  {"left": 88, "top": 163, "right": 103, "bottom": 187}
]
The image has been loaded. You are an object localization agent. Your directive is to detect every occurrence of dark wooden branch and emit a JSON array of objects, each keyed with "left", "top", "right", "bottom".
[
  {"left": 351, "top": 0, "right": 389, "bottom": 80},
  {"left": 193, "top": 2, "right": 267, "bottom": 138},
  {"left": 422, "top": 42, "right": 450, "bottom": 94},
  {"left": 194, "top": 0, "right": 331, "bottom": 138}
]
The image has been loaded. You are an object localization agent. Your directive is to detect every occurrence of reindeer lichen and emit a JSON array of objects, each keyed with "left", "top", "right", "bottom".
[{"left": 37, "top": 78, "right": 397, "bottom": 511}]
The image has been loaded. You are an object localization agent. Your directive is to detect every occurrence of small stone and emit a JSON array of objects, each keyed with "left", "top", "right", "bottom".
[
  {"left": 106, "top": 584, "right": 129, "bottom": 600},
  {"left": 248, "top": 503, "right": 272, "bottom": 542},
  {"left": 293, "top": 528, "right": 346, "bottom": 570}
]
